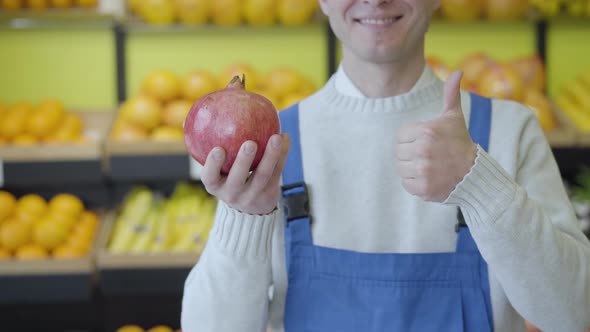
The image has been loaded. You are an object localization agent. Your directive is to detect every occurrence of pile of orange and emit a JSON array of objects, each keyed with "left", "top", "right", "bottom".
[
  {"left": 110, "top": 64, "right": 317, "bottom": 142},
  {"left": 0, "top": 191, "right": 99, "bottom": 261},
  {"left": 0, "top": 0, "right": 98, "bottom": 11},
  {"left": 117, "top": 324, "right": 181, "bottom": 332},
  {"left": 0, "top": 99, "right": 87, "bottom": 146}
]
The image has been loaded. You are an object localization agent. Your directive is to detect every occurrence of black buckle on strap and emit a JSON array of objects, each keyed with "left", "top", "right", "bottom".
[
  {"left": 455, "top": 208, "right": 468, "bottom": 233},
  {"left": 280, "top": 182, "right": 311, "bottom": 223}
]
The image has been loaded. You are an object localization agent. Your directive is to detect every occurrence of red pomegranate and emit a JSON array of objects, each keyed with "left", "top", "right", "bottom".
[{"left": 184, "top": 75, "right": 280, "bottom": 174}]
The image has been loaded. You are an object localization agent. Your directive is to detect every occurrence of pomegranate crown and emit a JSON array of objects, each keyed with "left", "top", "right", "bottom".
[{"left": 226, "top": 74, "right": 246, "bottom": 90}]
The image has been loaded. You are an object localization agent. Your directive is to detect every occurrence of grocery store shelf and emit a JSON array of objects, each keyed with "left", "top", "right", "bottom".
[
  {"left": 121, "top": 19, "right": 328, "bottom": 35},
  {"left": 0, "top": 10, "right": 115, "bottom": 30}
]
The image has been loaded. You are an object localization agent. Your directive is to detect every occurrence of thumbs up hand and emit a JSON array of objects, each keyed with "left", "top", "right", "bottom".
[{"left": 396, "top": 71, "right": 478, "bottom": 202}]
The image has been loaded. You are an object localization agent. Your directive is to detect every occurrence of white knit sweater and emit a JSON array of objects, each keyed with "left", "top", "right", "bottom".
[{"left": 181, "top": 66, "right": 590, "bottom": 332}]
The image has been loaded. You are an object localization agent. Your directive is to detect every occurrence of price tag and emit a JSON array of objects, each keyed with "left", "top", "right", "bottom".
[
  {"left": 0, "top": 159, "right": 3, "bottom": 188},
  {"left": 189, "top": 156, "right": 203, "bottom": 180}
]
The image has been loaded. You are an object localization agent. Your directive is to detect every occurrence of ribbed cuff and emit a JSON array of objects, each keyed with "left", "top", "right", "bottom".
[
  {"left": 210, "top": 200, "right": 278, "bottom": 260},
  {"left": 444, "top": 145, "right": 517, "bottom": 228}
]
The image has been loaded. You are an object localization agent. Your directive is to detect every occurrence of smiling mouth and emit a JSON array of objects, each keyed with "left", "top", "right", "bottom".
[{"left": 356, "top": 16, "right": 403, "bottom": 25}]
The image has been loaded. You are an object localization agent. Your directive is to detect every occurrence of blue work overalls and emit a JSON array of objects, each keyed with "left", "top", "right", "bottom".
[{"left": 279, "top": 94, "right": 494, "bottom": 331}]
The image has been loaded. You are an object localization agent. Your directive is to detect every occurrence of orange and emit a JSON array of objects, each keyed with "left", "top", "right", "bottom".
[
  {"left": 64, "top": 234, "right": 92, "bottom": 253},
  {"left": 0, "top": 221, "right": 32, "bottom": 251},
  {"left": 478, "top": 63, "right": 526, "bottom": 103},
  {"left": 524, "top": 88, "right": 556, "bottom": 131},
  {"left": 122, "top": 96, "right": 162, "bottom": 131},
  {"left": 0, "top": 247, "right": 11, "bottom": 260},
  {"left": 151, "top": 126, "right": 184, "bottom": 141},
  {"left": 72, "top": 222, "right": 97, "bottom": 242},
  {"left": 0, "top": 111, "right": 27, "bottom": 139},
  {"left": 26, "top": 110, "right": 62, "bottom": 139},
  {"left": 265, "top": 67, "right": 303, "bottom": 99},
  {"left": 0, "top": 190, "right": 17, "bottom": 222},
  {"left": 9, "top": 101, "right": 34, "bottom": 116},
  {"left": 111, "top": 121, "right": 149, "bottom": 142},
  {"left": 51, "top": 0, "right": 73, "bottom": 8},
  {"left": 222, "top": 63, "right": 258, "bottom": 90},
  {"left": 76, "top": 0, "right": 97, "bottom": 7},
  {"left": 244, "top": 0, "right": 276, "bottom": 27},
  {"left": 140, "top": 0, "right": 176, "bottom": 25},
  {"left": 297, "top": 76, "right": 318, "bottom": 96},
  {"left": 12, "top": 133, "right": 38, "bottom": 145},
  {"left": 52, "top": 244, "right": 85, "bottom": 259},
  {"left": 33, "top": 219, "right": 68, "bottom": 250},
  {"left": 127, "top": 0, "right": 142, "bottom": 13},
  {"left": 1, "top": 0, "right": 23, "bottom": 10},
  {"left": 211, "top": 0, "right": 242, "bottom": 26},
  {"left": 252, "top": 87, "right": 280, "bottom": 110},
  {"left": 162, "top": 100, "right": 192, "bottom": 129},
  {"left": 116, "top": 325, "right": 145, "bottom": 332},
  {"left": 15, "top": 243, "right": 48, "bottom": 260},
  {"left": 0, "top": 136, "right": 7, "bottom": 145},
  {"left": 182, "top": 70, "right": 218, "bottom": 101},
  {"left": 49, "top": 193, "right": 85, "bottom": 221},
  {"left": 46, "top": 211, "right": 77, "bottom": 233},
  {"left": 79, "top": 211, "right": 99, "bottom": 230},
  {"left": 59, "top": 113, "right": 84, "bottom": 137},
  {"left": 28, "top": 0, "right": 49, "bottom": 10},
  {"left": 146, "top": 326, "right": 173, "bottom": 332},
  {"left": 176, "top": 0, "right": 210, "bottom": 25},
  {"left": 141, "top": 70, "right": 180, "bottom": 103},
  {"left": 15, "top": 194, "right": 47, "bottom": 224}
]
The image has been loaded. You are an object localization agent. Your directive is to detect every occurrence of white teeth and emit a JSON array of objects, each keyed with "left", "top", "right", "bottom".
[{"left": 359, "top": 18, "right": 397, "bottom": 24}]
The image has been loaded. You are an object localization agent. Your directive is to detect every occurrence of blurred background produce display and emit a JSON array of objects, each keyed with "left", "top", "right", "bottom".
[{"left": 1, "top": 0, "right": 590, "bottom": 331}]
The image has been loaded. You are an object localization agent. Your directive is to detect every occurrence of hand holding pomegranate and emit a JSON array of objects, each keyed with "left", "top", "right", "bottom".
[
  {"left": 396, "top": 71, "right": 477, "bottom": 202},
  {"left": 184, "top": 75, "right": 290, "bottom": 215}
]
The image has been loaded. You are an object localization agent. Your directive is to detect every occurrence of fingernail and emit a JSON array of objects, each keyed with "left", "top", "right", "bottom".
[
  {"left": 213, "top": 148, "right": 224, "bottom": 160},
  {"left": 244, "top": 141, "right": 256, "bottom": 155},
  {"left": 271, "top": 135, "right": 281, "bottom": 148}
]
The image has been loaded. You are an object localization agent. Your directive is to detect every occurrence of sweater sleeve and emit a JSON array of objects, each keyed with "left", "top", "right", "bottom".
[
  {"left": 181, "top": 200, "right": 280, "bottom": 332},
  {"left": 444, "top": 111, "right": 590, "bottom": 331}
]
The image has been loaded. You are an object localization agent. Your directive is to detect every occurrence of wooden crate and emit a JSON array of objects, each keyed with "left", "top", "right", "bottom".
[
  {"left": 546, "top": 104, "right": 578, "bottom": 148},
  {"left": 0, "top": 212, "right": 104, "bottom": 304}
]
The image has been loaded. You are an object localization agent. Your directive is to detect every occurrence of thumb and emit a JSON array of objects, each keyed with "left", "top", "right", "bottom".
[{"left": 443, "top": 70, "right": 464, "bottom": 116}]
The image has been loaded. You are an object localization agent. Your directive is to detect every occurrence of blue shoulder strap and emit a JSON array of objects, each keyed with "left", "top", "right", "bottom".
[{"left": 468, "top": 93, "right": 492, "bottom": 151}]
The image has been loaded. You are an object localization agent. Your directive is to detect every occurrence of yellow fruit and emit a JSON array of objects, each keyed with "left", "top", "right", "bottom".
[
  {"left": 142, "top": 70, "right": 181, "bottom": 103},
  {"left": 524, "top": 88, "right": 556, "bottom": 131},
  {"left": 0, "top": 111, "right": 27, "bottom": 139},
  {"left": 0, "top": 191, "right": 17, "bottom": 222},
  {"left": 297, "top": 77, "right": 318, "bottom": 96},
  {"left": 140, "top": 0, "right": 176, "bottom": 25},
  {"left": 28, "top": 0, "right": 49, "bottom": 10},
  {"left": 12, "top": 134, "right": 38, "bottom": 145},
  {"left": 175, "top": 0, "right": 210, "bottom": 25},
  {"left": 16, "top": 194, "right": 47, "bottom": 223},
  {"left": 79, "top": 211, "right": 99, "bottom": 230},
  {"left": 111, "top": 122, "right": 150, "bottom": 142},
  {"left": 222, "top": 63, "right": 258, "bottom": 90},
  {"left": 117, "top": 325, "right": 145, "bottom": 332},
  {"left": 211, "top": 0, "right": 242, "bottom": 26},
  {"left": 76, "top": 0, "right": 96, "bottom": 7},
  {"left": 244, "top": 0, "right": 276, "bottom": 26},
  {"left": 151, "top": 126, "right": 185, "bottom": 141},
  {"left": 277, "top": 0, "right": 317, "bottom": 26},
  {"left": 440, "top": 0, "right": 484, "bottom": 21},
  {"left": 0, "top": 247, "right": 11, "bottom": 260},
  {"left": 124, "top": 96, "right": 162, "bottom": 131},
  {"left": 15, "top": 243, "right": 48, "bottom": 260},
  {"left": 182, "top": 70, "right": 218, "bottom": 101},
  {"left": 26, "top": 110, "right": 62, "bottom": 139},
  {"left": 33, "top": 219, "right": 68, "bottom": 250},
  {"left": 146, "top": 326, "right": 173, "bottom": 332},
  {"left": 51, "top": 0, "right": 73, "bottom": 8},
  {"left": 128, "top": 0, "right": 142, "bottom": 14},
  {"left": 47, "top": 212, "right": 76, "bottom": 233},
  {"left": 49, "top": 193, "right": 85, "bottom": 221},
  {"left": 0, "top": 221, "right": 31, "bottom": 251},
  {"left": 0, "top": 136, "right": 7, "bottom": 145},
  {"left": 265, "top": 67, "right": 302, "bottom": 99},
  {"left": 58, "top": 113, "right": 84, "bottom": 137},
  {"left": 1, "top": 0, "right": 23, "bottom": 10},
  {"left": 162, "top": 100, "right": 192, "bottom": 129},
  {"left": 53, "top": 244, "right": 85, "bottom": 259}
]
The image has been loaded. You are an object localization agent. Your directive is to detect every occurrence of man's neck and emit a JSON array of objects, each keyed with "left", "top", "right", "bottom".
[{"left": 342, "top": 52, "right": 426, "bottom": 99}]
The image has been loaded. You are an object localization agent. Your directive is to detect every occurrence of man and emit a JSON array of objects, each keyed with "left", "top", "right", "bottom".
[{"left": 181, "top": 0, "right": 590, "bottom": 331}]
